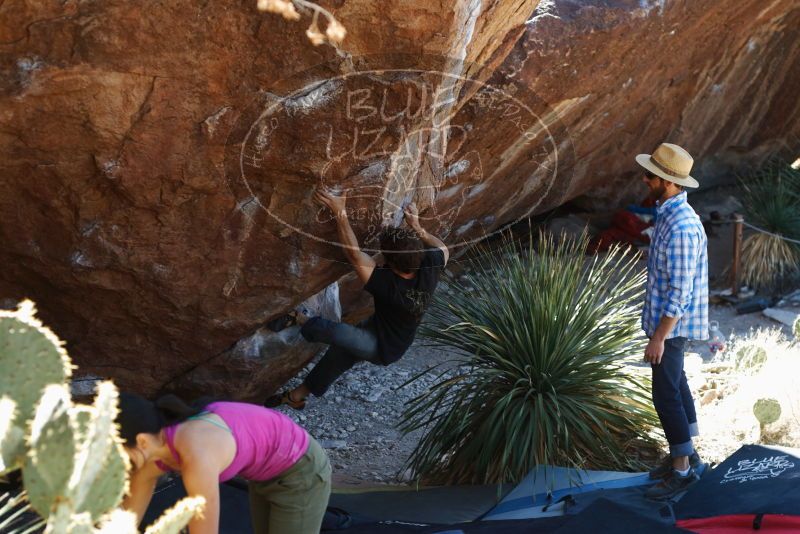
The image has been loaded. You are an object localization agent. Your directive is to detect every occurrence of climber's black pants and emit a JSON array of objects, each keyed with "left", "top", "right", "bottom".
[{"left": 301, "top": 316, "right": 384, "bottom": 397}]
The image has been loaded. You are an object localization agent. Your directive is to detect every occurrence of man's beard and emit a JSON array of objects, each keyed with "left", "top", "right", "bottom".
[{"left": 651, "top": 181, "right": 667, "bottom": 199}]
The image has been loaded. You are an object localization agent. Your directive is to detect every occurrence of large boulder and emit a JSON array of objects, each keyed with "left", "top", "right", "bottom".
[
  {"left": 0, "top": 0, "right": 538, "bottom": 399},
  {"left": 1, "top": 0, "right": 798, "bottom": 400},
  {"left": 503, "top": 0, "right": 800, "bottom": 208}
]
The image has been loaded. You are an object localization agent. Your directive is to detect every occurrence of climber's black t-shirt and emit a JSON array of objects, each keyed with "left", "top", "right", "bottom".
[{"left": 364, "top": 248, "right": 446, "bottom": 364}]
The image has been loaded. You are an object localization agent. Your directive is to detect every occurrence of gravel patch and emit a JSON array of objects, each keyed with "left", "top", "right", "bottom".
[{"left": 271, "top": 342, "right": 457, "bottom": 486}]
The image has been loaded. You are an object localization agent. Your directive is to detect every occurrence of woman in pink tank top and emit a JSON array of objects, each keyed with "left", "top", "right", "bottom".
[{"left": 117, "top": 393, "right": 331, "bottom": 534}]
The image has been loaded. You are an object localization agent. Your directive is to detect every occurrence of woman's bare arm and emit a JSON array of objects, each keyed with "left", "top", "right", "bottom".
[
  {"left": 180, "top": 459, "right": 222, "bottom": 534},
  {"left": 314, "top": 188, "right": 376, "bottom": 283},
  {"left": 174, "top": 423, "right": 236, "bottom": 534},
  {"left": 123, "top": 461, "right": 163, "bottom": 525}
]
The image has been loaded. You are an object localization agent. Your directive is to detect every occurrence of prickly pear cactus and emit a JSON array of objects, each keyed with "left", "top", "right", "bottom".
[
  {"left": 144, "top": 496, "right": 206, "bottom": 534},
  {"left": 753, "top": 398, "right": 781, "bottom": 426},
  {"left": 71, "top": 405, "right": 128, "bottom": 519},
  {"left": 65, "top": 512, "right": 94, "bottom": 534},
  {"left": 0, "top": 301, "right": 72, "bottom": 472},
  {"left": 71, "top": 383, "right": 128, "bottom": 521},
  {"left": 23, "top": 382, "right": 128, "bottom": 525},
  {"left": 67, "top": 406, "right": 128, "bottom": 520},
  {"left": 0, "top": 396, "right": 22, "bottom": 473},
  {"left": 95, "top": 509, "right": 139, "bottom": 533},
  {"left": 23, "top": 385, "right": 76, "bottom": 517},
  {"left": 734, "top": 343, "right": 768, "bottom": 371},
  {"left": 0, "top": 300, "right": 203, "bottom": 533}
]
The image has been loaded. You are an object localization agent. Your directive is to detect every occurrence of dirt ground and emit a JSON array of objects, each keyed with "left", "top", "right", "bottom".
[{"left": 271, "top": 184, "right": 798, "bottom": 487}]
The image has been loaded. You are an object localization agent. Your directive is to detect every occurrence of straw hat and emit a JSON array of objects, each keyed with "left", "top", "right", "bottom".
[{"left": 635, "top": 143, "right": 699, "bottom": 188}]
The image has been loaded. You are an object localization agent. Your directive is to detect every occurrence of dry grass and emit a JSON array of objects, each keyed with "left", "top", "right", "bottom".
[
  {"left": 734, "top": 156, "right": 800, "bottom": 290},
  {"left": 741, "top": 233, "right": 800, "bottom": 292}
]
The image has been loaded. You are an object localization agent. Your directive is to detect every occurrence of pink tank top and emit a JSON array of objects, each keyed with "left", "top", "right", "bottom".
[{"left": 155, "top": 402, "right": 309, "bottom": 482}]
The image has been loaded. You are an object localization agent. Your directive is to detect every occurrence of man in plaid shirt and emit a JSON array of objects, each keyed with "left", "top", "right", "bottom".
[{"left": 635, "top": 143, "right": 709, "bottom": 501}]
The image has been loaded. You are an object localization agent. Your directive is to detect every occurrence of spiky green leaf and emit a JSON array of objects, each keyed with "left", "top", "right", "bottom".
[{"left": 399, "top": 230, "right": 659, "bottom": 484}]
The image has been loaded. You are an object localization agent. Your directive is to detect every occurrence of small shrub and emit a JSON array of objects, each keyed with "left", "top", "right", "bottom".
[
  {"left": 721, "top": 328, "right": 784, "bottom": 374},
  {"left": 398, "top": 231, "right": 659, "bottom": 485},
  {"left": 734, "top": 344, "right": 768, "bottom": 371},
  {"left": 737, "top": 157, "right": 800, "bottom": 291}
]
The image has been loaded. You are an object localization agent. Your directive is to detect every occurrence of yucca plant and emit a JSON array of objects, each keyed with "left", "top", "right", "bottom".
[
  {"left": 398, "top": 230, "right": 659, "bottom": 485},
  {"left": 738, "top": 157, "right": 800, "bottom": 291},
  {"left": 0, "top": 489, "right": 42, "bottom": 534}
]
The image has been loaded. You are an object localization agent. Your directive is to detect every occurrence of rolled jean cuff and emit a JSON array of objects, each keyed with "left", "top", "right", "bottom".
[
  {"left": 688, "top": 422, "right": 699, "bottom": 437},
  {"left": 670, "top": 439, "right": 694, "bottom": 458}
]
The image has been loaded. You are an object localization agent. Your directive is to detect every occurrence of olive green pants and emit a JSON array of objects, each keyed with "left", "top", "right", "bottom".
[{"left": 248, "top": 437, "right": 332, "bottom": 534}]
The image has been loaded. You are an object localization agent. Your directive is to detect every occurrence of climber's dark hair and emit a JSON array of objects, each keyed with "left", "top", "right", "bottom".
[
  {"left": 117, "top": 392, "right": 211, "bottom": 446},
  {"left": 379, "top": 227, "right": 423, "bottom": 273}
]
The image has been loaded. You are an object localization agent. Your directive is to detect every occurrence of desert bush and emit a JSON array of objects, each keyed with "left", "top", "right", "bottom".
[
  {"left": 738, "top": 157, "right": 800, "bottom": 291},
  {"left": 722, "top": 328, "right": 789, "bottom": 374},
  {"left": 398, "top": 231, "right": 659, "bottom": 485}
]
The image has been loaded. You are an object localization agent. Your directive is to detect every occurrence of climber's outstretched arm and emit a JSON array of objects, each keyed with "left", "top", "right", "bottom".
[
  {"left": 314, "top": 188, "right": 376, "bottom": 284},
  {"left": 404, "top": 203, "right": 449, "bottom": 265}
]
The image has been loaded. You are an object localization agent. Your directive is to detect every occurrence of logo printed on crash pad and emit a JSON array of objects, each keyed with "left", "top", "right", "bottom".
[{"left": 721, "top": 455, "right": 796, "bottom": 484}]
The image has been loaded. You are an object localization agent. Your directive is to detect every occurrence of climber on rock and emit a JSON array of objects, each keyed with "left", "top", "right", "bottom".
[{"left": 264, "top": 187, "right": 449, "bottom": 410}]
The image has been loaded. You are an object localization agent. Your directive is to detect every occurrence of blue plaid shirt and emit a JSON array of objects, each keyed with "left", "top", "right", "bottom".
[{"left": 642, "top": 191, "right": 709, "bottom": 340}]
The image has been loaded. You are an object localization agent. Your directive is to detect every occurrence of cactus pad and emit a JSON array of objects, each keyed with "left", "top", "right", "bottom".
[
  {"left": 0, "top": 396, "right": 24, "bottom": 474},
  {"left": 0, "top": 301, "right": 72, "bottom": 470},
  {"left": 66, "top": 511, "right": 94, "bottom": 534},
  {"left": 70, "top": 382, "right": 126, "bottom": 517},
  {"left": 80, "top": 442, "right": 128, "bottom": 520},
  {"left": 753, "top": 398, "right": 781, "bottom": 426},
  {"left": 734, "top": 343, "right": 768, "bottom": 371},
  {"left": 73, "top": 404, "right": 128, "bottom": 519},
  {"left": 23, "top": 385, "right": 76, "bottom": 517},
  {"left": 144, "top": 496, "right": 206, "bottom": 534}
]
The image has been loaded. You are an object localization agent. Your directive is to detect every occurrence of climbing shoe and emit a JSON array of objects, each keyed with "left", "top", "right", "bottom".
[
  {"left": 266, "top": 307, "right": 311, "bottom": 332},
  {"left": 264, "top": 390, "right": 306, "bottom": 411}
]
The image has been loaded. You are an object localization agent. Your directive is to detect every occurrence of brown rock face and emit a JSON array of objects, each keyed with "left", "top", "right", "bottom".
[
  {"left": 0, "top": 0, "right": 539, "bottom": 399},
  {"left": 1, "top": 0, "right": 798, "bottom": 400},
  {"left": 507, "top": 0, "right": 800, "bottom": 207}
]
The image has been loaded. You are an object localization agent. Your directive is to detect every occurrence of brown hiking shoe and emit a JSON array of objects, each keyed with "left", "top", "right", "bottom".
[{"left": 264, "top": 391, "right": 306, "bottom": 411}]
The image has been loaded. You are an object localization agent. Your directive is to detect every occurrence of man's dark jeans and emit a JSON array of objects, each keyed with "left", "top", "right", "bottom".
[
  {"left": 651, "top": 336, "right": 699, "bottom": 458},
  {"left": 301, "top": 316, "right": 384, "bottom": 397}
]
